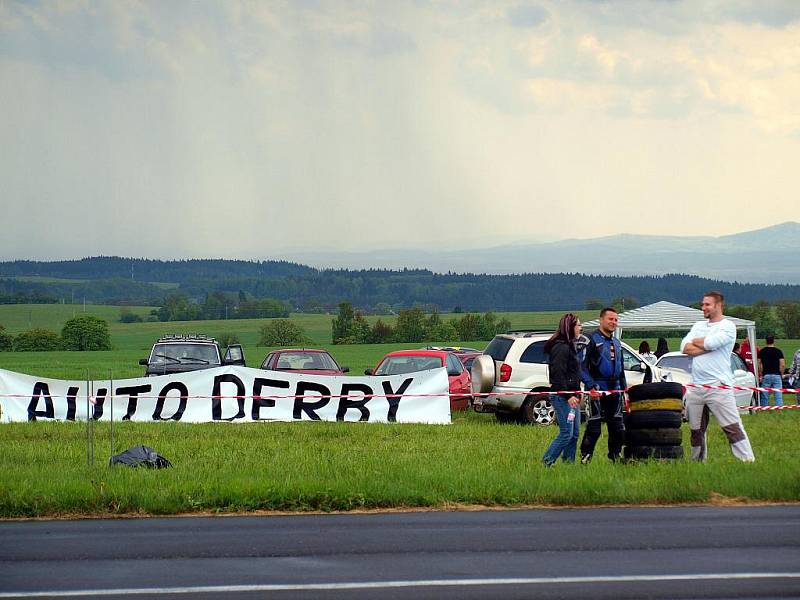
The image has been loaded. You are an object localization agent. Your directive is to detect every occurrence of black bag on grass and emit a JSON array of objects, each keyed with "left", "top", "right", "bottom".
[{"left": 110, "top": 445, "right": 172, "bottom": 469}]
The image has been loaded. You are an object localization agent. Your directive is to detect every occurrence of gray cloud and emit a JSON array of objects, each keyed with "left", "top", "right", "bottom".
[
  {"left": 0, "top": 0, "right": 797, "bottom": 260},
  {"left": 507, "top": 4, "right": 549, "bottom": 28}
]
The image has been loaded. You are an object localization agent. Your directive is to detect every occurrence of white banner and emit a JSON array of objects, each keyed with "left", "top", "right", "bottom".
[{"left": 0, "top": 366, "right": 451, "bottom": 424}]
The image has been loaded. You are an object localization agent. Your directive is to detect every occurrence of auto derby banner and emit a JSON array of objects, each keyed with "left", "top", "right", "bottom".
[{"left": 0, "top": 366, "right": 452, "bottom": 424}]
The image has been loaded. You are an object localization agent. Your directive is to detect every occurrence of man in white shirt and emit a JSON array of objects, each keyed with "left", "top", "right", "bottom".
[{"left": 680, "top": 291, "right": 755, "bottom": 462}]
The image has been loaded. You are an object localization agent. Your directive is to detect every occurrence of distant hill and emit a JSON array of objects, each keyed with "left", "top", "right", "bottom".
[{"left": 277, "top": 222, "right": 800, "bottom": 284}]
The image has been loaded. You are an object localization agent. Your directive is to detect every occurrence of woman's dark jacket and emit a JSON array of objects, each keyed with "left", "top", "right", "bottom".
[{"left": 547, "top": 340, "right": 582, "bottom": 399}]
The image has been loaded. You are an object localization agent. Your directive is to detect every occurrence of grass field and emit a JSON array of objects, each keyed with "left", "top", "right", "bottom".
[
  {"left": 1, "top": 411, "right": 798, "bottom": 517},
  {"left": 2, "top": 303, "right": 797, "bottom": 379},
  {"left": 1, "top": 304, "right": 798, "bottom": 517}
]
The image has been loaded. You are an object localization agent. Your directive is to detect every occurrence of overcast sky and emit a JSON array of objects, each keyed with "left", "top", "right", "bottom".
[{"left": 1, "top": 0, "right": 798, "bottom": 260}]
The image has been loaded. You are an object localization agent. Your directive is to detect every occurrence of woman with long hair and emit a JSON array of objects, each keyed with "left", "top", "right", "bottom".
[
  {"left": 638, "top": 340, "right": 656, "bottom": 364},
  {"left": 542, "top": 313, "right": 583, "bottom": 466},
  {"left": 655, "top": 337, "right": 670, "bottom": 359}
]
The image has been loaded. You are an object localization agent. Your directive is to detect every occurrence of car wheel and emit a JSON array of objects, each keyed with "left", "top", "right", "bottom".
[
  {"left": 471, "top": 355, "right": 495, "bottom": 394},
  {"left": 521, "top": 395, "right": 555, "bottom": 426}
]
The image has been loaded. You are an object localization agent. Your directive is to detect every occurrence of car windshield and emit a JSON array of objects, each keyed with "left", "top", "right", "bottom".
[
  {"left": 374, "top": 355, "right": 444, "bottom": 375},
  {"left": 151, "top": 343, "right": 219, "bottom": 365},
  {"left": 658, "top": 355, "right": 692, "bottom": 372},
  {"left": 273, "top": 351, "right": 338, "bottom": 370}
]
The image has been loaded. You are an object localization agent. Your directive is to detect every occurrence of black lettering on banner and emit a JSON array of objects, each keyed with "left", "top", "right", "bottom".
[
  {"left": 251, "top": 378, "right": 288, "bottom": 420},
  {"left": 293, "top": 381, "right": 331, "bottom": 420},
  {"left": 90, "top": 388, "right": 108, "bottom": 421},
  {"left": 382, "top": 378, "right": 413, "bottom": 422},
  {"left": 153, "top": 382, "right": 188, "bottom": 421},
  {"left": 117, "top": 385, "right": 152, "bottom": 421},
  {"left": 336, "top": 383, "right": 373, "bottom": 422},
  {"left": 212, "top": 374, "right": 246, "bottom": 421},
  {"left": 65, "top": 386, "right": 80, "bottom": 421},
  {"left": 27, "top": 382, "right": 55, "bottom": 421}
]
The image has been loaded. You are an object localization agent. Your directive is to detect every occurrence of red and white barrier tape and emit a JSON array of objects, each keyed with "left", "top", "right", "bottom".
[{"left": 0, "top": 381, "right": 797, "bottom": 412}]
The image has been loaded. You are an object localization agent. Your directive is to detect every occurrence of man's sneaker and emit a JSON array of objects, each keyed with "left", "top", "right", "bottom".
[{"left": 580, "top": 453, "right": 592, "bottom": 465}]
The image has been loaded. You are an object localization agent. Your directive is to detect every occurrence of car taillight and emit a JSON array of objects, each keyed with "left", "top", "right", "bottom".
[{"left": 500, "top": 363, "right": 512, "bottom": 382}]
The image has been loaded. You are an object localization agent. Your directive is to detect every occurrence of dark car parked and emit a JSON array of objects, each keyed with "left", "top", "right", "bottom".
[{"left": 139, "top": 334, "right": 245, "bottom": 377}]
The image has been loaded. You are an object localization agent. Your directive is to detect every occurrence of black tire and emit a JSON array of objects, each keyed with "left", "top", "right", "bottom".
[
  {"left": 626, "top": 428, "right": 683, "bottom": 446},
  {"left": 625, "top": 410, "right": 683, "bottom": 430},
  {"left": 520, "top": 396, "right": 555, "bottom": 426},
  {"left": 628, "top": 398, "right": 683, "bottom": 412},
  {"left": 624, "top": 445, "right": 684, "bottom": 460},
  {"left": 628, "top": 382, "right": 685, "bottom": 402}
]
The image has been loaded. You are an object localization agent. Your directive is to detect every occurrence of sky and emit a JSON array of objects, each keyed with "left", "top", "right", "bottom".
[{"left": 1, "top": 0, "right": 799, "bottom": 260}]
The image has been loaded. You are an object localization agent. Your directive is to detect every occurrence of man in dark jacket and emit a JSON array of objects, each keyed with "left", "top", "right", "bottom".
[{"left": 580, "top": 307, "right": 627, "bottom": 463}]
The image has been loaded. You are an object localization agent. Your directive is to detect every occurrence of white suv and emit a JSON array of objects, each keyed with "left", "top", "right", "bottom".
[{"left": 471, "top": 331, "right": 667, "bottom": 425}]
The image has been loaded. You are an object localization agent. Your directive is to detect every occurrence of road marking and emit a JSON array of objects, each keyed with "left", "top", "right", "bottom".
[{"left": 1, "top": 572, "right": 799, "bottom": 597}]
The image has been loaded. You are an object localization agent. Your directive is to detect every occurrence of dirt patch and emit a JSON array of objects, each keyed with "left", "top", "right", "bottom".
[{"left": 4, "top": 500, "right": 800, "bottom": 522}]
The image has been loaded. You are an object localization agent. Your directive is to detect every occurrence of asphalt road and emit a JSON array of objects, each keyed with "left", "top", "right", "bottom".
[{"left": 1, "top": 506, "right": 799, "bottom": 599}]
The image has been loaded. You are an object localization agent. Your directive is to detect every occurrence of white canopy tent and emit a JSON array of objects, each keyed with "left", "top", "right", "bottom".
[{"left": 583, "top": 300, "right": 759, "bottom": 380}]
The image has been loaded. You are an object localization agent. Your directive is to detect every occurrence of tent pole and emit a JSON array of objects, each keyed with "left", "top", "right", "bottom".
[{"left": 748, "top": 325, "right": 758, "bottom": 405}]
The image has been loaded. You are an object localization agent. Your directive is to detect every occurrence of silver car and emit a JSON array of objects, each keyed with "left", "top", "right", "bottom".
[{"left": 655, "top": 351, "right": 756, "bottom": 407}]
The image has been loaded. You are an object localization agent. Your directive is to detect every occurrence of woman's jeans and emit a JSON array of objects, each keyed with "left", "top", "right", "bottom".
[
  {"left": 542, "top": 395, "right": 580, "bottom": 465},
  {"left": 760, "top": 374, "right": 783, "bottom": 406}
]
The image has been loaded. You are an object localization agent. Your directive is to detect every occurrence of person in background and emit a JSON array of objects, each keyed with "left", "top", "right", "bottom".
[
  {"left": 580, "top": 307, "right": 627, "bottom": 464},
  {"left": 681, "top": 291, "right": 754, "bottom": 462},
  {"left": 788, "top": 348, "right": 800, "bottom": 406},
  {"left": 733, "top": 342, "right": 741, "bottom": 355},
  {"left": 655, "top": 337, "right": 670, "bottom": 359},
  {"left": 638, "top": 340, "right": 657, "bottom": 364},
  {"left": 542, "top": 313, "right": 583, "bottom": 466},
  {"left": 757, "top": 335, "right": 785, "bottom": 407},
  {"left": 739, "top": 337, "right": 759, "bottom": 374}
]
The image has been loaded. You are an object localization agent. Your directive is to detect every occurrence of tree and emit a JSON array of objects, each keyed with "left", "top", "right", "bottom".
[
  {"left": 393, "top": 307, "right": 427, "bottom": 342},
  {"left": 584, "top": 298, "right": 604, "bottom": 310},
  {"left": 258, "top": 320, "right": 309, "bottom": 346},
  {"left": 374, "top": 302, "right": 393, "bottom": 315},
  {"left": 454, "top": 313, "right": 480, "bottom": 341},
  {"left": 369, "top": 319, "right": 394, "bottom": 343},
  {"left": 776, "top": 301, "right": 800, "bottom": 338},
  {"left": 14, "top": 328, "right": 63, "bottom": 351},
  {"left": 332, "top": 302, "right": 356, "bottom": 344},
  {"left": 352, "top": 311, "right": 371, "bottom": 344},
  {"left": 61, "top": 315, "right": 112, "bottom": 351},
  {"left": 119, "top": 307, "right": 143, "bottom": 323},
  {"left": 0, "top": 325, "right": 13, "bottom": 351}
]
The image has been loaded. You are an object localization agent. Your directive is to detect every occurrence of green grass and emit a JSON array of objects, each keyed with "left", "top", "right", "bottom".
[
  {"left": 1, "top": 304, "right": 799, "bottom": 517},
  {"left": 0, "top": 411, "right": 797, "bottom": 517}
]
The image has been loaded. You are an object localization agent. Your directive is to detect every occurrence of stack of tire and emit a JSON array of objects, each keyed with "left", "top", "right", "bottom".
[{"left": 624, "top": 382, "right": 685, "bottom": 461}]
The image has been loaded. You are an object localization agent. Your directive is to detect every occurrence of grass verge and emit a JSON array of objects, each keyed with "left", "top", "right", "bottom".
[{"left": 1, "top": 410, "right": 798, "bottom": 518}]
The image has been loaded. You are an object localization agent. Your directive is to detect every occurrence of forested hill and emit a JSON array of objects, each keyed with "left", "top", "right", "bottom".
[
  {"left": 1, "top": 257, "right": 800, "bottom": 311},
  {"left": 0, "top": 257, "right": 314, "bottom": 281}
]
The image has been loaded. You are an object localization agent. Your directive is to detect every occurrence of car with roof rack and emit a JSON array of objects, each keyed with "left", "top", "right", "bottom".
[
  {"left": 139, "top": 334, "right": 246, "bottom": 377},
  {"left": 471, "top": 330, "right": 667, "bottom": 425}
]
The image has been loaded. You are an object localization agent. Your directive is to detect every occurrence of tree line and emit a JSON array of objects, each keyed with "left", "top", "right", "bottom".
[
  {"left": 2, "top": 258, "right": 800, "bottom": 313},
  {"left": 331, "top": 302, "right": 511, "bottom": 344}
]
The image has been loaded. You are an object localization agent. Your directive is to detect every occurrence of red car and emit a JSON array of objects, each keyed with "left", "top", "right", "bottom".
[
  {"left": 260, "top": 349, "right": 349, "bottom": 375},
  {"left": 366, "top": 349, "right": 471, "bottom": 411}
]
